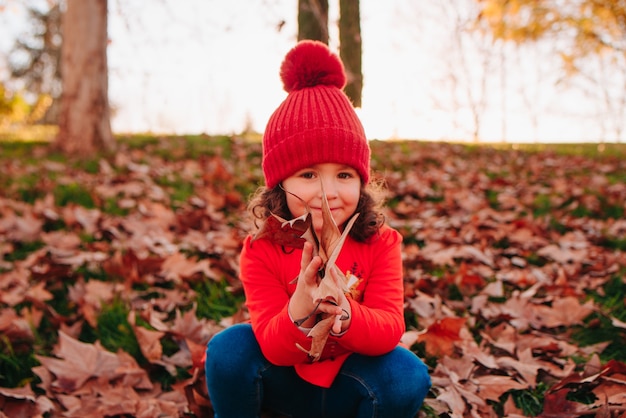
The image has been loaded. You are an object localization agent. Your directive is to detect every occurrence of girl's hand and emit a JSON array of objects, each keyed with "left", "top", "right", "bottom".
[
  {"left": 288, "top": 242, "right": 322, "bottom": 327},
  {"left": 289, "top": 242, "right": 343, "bottom": 328},
  {"left": 329, "top": 266, "right": 351, "bottom": 334}
]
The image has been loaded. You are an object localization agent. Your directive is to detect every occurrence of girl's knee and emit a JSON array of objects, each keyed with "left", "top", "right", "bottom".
[
  {"left": 361, "top": 348, "right": 430, "bottom": 411},
  {"left": 392, "top": 348, "right": 431, "bottom": 408},
  {"left": 208, "top": 323, "right": 254, "bottom": 351},
  {"left": 206, "top": 323, "right": 258, "bottom": 374}
]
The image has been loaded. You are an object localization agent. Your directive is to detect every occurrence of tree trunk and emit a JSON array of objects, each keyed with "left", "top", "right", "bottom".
[
  {"left": 339, "top": 0, "right": 362, "bottom": 107},
  {"left": 55, "top": 0, "right": 114, "bottom": 156},
  {"left": 298, "top": 0, "right": 329, "bottom": 44}
]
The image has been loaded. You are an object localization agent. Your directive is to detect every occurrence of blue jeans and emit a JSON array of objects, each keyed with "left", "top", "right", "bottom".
[{"left": 205, "top": 323, "right": 431, "bottom": 418}]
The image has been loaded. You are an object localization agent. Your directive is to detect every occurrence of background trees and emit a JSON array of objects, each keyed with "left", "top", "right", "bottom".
[
  {"left": 1, "top": 0, "right": 625, "bottom": 147},
  {"left": 474, "top": 0, "right": 626, "bottom": 141},
  {"left": 475, "top": 0, "right": 625, "bottom": 67},
  {"left": 54, "top": 0, "right": 114, "bottom": 155},
  {"left": 7, "top": 2, "right": 62, "bottom": 125},
  {"left": 298, "top": 0, "right": 363, "bottom": 107}
]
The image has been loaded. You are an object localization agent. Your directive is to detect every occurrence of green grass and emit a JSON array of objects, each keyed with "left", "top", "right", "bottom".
[
  {"left": 155, "top": 174, "right": 196, "bottom": 205},
  {"left": 482, "top": 142, "right": 626, "bottom": 159},
  {"left": 488, "top": 383, "right": 549, "bottom": 417},
  {"left": 193, "top": 279, "right": 245, "bottom": 322},
  {"left": 96, "top": 298, "right": 145, "bottom": 363},
  {"left": 0, "top": 341, "right": 39, "bottom": 388},
  {"left": 53, "top": 183, "right": 95, "bottom": 208},
  {"left": 3, "top": 241, "right": 45, "bottom": 262},
  {"left": 572, "top": 275, "right": 626, "bottom": 362}
]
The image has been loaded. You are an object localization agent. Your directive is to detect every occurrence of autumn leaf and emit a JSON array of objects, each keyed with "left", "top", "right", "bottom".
[
  {"left": 128, "top": 311, "right": 164, "bottom": 363},
  {"left": 35, "top": 331, "right": 125, "bottom": 392},
  {"left": 296, "top": 315, "right": 335, "bottom": 361},
  {"left": 417, "top": 317, "right": 467, "bottom": 357},
  {"left": 253, "top": 211, "right": 313, "bottom": 249},
  {"left": 0, "top": 385, "right": 54, "bottom": 417}
]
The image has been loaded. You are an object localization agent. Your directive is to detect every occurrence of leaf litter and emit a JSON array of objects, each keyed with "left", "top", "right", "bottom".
[{"left": 0, "top": 138, "right": 625, "bottom": 417}]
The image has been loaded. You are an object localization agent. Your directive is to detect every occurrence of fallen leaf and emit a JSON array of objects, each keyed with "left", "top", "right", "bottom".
[{"left": 417, "top": 317, "right": 467, "bottom": 357}]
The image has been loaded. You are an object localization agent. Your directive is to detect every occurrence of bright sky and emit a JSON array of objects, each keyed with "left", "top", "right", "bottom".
[{"left": 2, "top": 0, "right": 625, "bottom": 143}]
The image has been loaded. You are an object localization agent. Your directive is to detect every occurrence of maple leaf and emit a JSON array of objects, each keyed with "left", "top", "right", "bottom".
[
  {"left": 0, "top": 308, "right": 34, "bottom": 347},
  {"left": 529, "top": 296, "right": 595, "bottom": 329},
  {"left": 35, "top": 331, "right": 122, "bottom": 392},
  {"left": 417, "top": 317, "right": 466, "bottom": 357},
  {"left": 34, "top": 331, "right": 154, "bottom": 398},
  {"left": 128, "top": 311, "right": 164, "bottom": 363},
  {"left": 160, "top": 251, "right": 220, "bottom": 282},
  {"left": 0, "top": 385, "right": 54, "bottom": 418},
  {"left": 253, "top": 211, "right": 314, "bottom": 249},
  {"left": 472, "top": 374, "right": 527, "bottom": 401}
]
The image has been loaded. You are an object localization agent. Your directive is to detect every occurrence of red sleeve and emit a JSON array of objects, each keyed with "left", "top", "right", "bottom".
[
  {"left": 332, "top": 226, "right": 405, "bottom": 355},
  {"left": 239, "top": 236, "right": 312, "bottom": 366}
]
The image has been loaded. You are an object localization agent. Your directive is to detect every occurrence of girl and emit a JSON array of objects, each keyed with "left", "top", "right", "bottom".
[{"left": 205, "top": 40, "right": 431, "bottom": 418}]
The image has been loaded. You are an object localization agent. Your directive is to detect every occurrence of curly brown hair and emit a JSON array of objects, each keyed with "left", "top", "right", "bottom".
[{"left": 247, "top": 178, "right": 387, "bottom": 242}]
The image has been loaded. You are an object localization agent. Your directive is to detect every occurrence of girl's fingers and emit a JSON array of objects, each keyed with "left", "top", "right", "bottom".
[
  {"left": 317, "top": 300, "right": 343, "bottom": 316},
  {"left": 300, "top": 242, "right": 313, "bottom": 271},
  {"left": 332, "top": 314, "right": 342, "bottom": 334},
  {"left": 329, "top": 265, "right": 344, "bottom": 287}
]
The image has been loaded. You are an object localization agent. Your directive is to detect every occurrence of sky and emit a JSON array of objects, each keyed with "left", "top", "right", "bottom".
[{"left": 1, "top": 0, "right": 625, "bottom": 143}]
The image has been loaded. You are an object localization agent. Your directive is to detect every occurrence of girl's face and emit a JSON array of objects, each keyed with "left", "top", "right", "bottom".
[{"left": 281, "top": 163, "right": 361, "bottom": 235}]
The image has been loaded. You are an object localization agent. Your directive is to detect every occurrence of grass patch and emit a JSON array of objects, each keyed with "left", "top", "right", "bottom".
[
  {"left": 0, "top": 341, "right": 39, "bottom": 388},
  {"left": 485, "top": 142, "right": 626, "bottom": 159},
  {"left": 599, "top": 236, "right": 626, "bottom": 251},
  {"left": 3, "top": 241, "right": 45, "bottom": 262},
  {"left": 155, "top": 174, "right": 196, "bottom": 205},
  {"left": 572, "top": 275, "right": 626, "bottom": 362},
  {"left": 532, "top": 194, "right": 553, "bottom": 217},
  {"left": 96, "top": 298, "right": 144, "bottom": 363},
  {"left": 488, "top": 383, "right": 549, "bottom": 417},
  {"left": 53, "top": 183, "right": 95, "bottom": 208},
  {"left": 193, "top": 279, "right": 245, "bottom": 322}
]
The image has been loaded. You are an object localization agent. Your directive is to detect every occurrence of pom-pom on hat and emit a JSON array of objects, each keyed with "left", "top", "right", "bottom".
[{"left": 262, "top": 40, "right": 370, "bottom": 189}]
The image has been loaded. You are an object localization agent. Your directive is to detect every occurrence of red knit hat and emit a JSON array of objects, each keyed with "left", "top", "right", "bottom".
[{"left": 262, "top": 40, "right": 370, "bottom": 189}]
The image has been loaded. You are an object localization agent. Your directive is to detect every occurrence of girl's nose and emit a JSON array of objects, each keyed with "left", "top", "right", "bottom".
[{"left": 320, "top": 177, "right": 338, "bottom": 199}]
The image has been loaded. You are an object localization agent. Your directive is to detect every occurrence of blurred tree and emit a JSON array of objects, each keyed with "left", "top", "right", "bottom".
[
  {"left": 0, "top": 83, "right": 29, "bottom": 126},
  {"left": 476, "top": 0, "right": 626, "bottom": 142},
  {"left": 298, "top": 0, "right": 329, "bottom": 43},
  {"left": 297, "top": 0, "right": 363, "bottom": 107},
  {"left": 339, "top": 0, "right": 362, "bottom": 107},
  {"left": 475, "top": 0, "right": 626, "bottom": 71},
  {"left": 54, "top": 0, "right": 114, "bottom": 155},
  {"left": 7, "top": 1, "right": 62, "bottom": 124}
]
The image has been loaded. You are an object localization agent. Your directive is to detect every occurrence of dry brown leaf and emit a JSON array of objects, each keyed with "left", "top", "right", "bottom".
[
  {"left": 472, "top": 374, "right": 527, "bottom": 401},
  {"left": 417, "top": 317, "right": 467, "bottom": 357},
  {"left": 128, "top": 312, "right": 164, "bottom": 363}
]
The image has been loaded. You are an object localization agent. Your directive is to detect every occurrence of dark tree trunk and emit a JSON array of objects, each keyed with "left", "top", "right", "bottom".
[
  {"left": 55, "top": 0, "right": 114, "bottom": 156},
  {"left": 339, "top": 0, "right": 362, "bottom": 107},
  {"left": 298, "top": 0, "right": 329, "bottom": 44}
]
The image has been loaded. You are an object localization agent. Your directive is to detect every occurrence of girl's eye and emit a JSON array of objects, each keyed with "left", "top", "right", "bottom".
[
  {"left": 338, "top": 172, "right": 355, "bottom": 179},
  {"left": 300, "top": 171, "right": 316, "bottom": 179}
]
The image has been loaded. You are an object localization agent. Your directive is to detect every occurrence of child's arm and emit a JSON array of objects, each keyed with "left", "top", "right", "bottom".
[
  {"left": 239, "top": 236, "right": 314, "bottom": 366},
  {"left": 332, "top": 227, "right": 405, "bottom": 355}
]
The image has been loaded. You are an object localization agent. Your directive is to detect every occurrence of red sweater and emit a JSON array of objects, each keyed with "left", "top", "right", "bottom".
[{"left": 239, "top": 224, "right": 405, "bottom": 388}]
